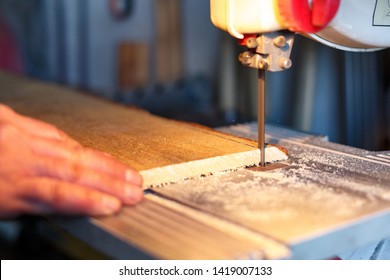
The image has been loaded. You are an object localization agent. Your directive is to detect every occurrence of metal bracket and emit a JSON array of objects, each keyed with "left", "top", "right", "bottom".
[{"left": 238, "top": 31, "right": 295, "bottom": 72}]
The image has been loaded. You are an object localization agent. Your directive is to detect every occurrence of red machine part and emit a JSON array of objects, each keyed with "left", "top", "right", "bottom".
[
  {"left": 278, "top": 0, "right": 340, "bottom": 33},
  {"left": 238, "top": 34, "right": 257, "bottom": 46}
]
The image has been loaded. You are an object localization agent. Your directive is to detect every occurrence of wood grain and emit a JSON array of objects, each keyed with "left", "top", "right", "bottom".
[
  {"left": 155, "top": 0, "right": 183, "bottom": 84},
  {"left": 118, "top": 42, "right": 149, "bottom": 89},
  {"left": 0, "top": 72, "right": 288, "bottom": 187}
]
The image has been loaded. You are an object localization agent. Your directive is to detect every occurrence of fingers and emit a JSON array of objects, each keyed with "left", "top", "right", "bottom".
[
  {"left": 18, "top": 177, "right": 125, "bottom": 216},
  {"left": 27, "top": 134, "right": 144, "bottom": 204},
  {"left": 20, "top": 116, "right": 81, "bottom": 145},
  {"left": 0, "top": 103, "right": 15, "bottom": 118},
  {"left": 34, "top": 156, "right": 144, "bottom": 204},
  {"left": 29, "top": 135, "right": 143, "bottom": 186},
  {"left": 0, "top": 103, "right": 145, "bottom": 218},
  {"left": 0, "top": 104, "right": 142, "bottom": 187},
  {"left": 0, "top": 103, "right": 80, "bottom": 145}
]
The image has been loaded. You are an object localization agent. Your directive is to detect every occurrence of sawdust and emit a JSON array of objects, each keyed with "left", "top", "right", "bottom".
[
  {"left": 155, "top": 140, "right": 390, "bottom": 242},
  {"left": 141, "top": 146, "right": 288, "bottom": 188}
]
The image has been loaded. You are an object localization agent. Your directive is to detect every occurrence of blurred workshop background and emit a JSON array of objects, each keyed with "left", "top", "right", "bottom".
[
  {"left": 0, "top": 0, "right": 389, "bottom": 151},
  {"left": 0, "top": 0, "right": 390, "bottom": 260}
]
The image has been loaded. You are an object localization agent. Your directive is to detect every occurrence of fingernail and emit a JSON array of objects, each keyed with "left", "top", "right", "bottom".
[
  {"left": 102, "top": 196, "right": 121, "bottom": 214},
  {"left": 125, "top": 185, "right": 144, "bottom": 202},
  {"left": 126, "top": 169, "right": 143, "bottom": 186}
]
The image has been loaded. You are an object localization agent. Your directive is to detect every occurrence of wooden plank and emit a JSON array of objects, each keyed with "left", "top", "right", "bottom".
[
  {"left": 166, "top": 0, "right": 183, "bottom": 81},
  {"left": 0, "top": 72, "right": 287, "bottom": 188},
  {"left": 155, "top": 0, "right": 183, "bottom": 84},
  {"left": 118, "top": 42, "right": 149, "bottom": 90}
]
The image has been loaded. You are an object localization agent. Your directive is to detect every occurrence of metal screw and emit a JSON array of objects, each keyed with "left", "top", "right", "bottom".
[
  {"left": 258, "top": 58, "right": 269, "bottom": 70},
  {"left": 239, "top": 52, "right": 252, "bottom": 66},
  {"left": 278, "top": 58, "right": 292, "bottom": 69},
  {"left": 246, "top": 37, "right": 258, "bottom": 49},
  {"left": 273, "top": 36, "right": 287, "bottom": 48}
]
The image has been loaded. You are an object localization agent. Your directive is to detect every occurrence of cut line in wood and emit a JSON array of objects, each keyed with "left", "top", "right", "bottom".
[{"left": 141, "top": 146, "right": 288, "bottom": 188}]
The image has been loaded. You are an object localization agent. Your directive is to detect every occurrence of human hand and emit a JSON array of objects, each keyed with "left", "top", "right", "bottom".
[{"left": 0, "top": 104, "right": 143, "bottom": 219}]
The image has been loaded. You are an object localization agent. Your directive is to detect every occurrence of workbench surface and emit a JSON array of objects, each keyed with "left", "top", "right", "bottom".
[
  {"left": 1, "top": 72, "right": 390, "bottom": 259},
  {"left": 52, "top": 123, "right": 390, "bottom": 259}
]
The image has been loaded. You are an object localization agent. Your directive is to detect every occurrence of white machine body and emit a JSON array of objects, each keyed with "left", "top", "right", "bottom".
[
  {"left": 210, "top": 0, "right": 390, "bottom": 51},
  {"left": 311, "top": 0, "right": 390, "bottom": 51},
  {"left": 210, "top": 0, "right": 283, "bottom": 38}
]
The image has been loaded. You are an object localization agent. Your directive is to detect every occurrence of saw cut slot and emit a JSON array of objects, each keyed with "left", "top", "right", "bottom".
[{"left": 246, "top": 162, "right": 289, "bottom": 172}]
